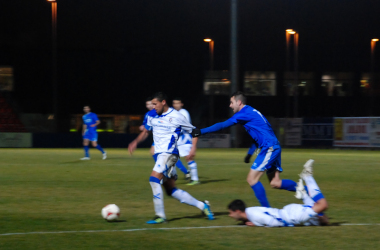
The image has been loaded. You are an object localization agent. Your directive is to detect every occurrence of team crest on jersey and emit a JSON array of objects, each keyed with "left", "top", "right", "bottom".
[{"left": 169, "top": 118, "right": 173, "bottom": 123}]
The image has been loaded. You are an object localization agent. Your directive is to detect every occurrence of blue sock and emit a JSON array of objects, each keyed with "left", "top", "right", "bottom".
[
  {"left": 251, "top": 182, "right": 270, "bottom": 207},
  {"left": 84, "top": 146, "right": 89, "bottom": 157},
  {"left": 176, "top": 159, "right": 188, "bottom": 174},
  {"left": 280, "top": 179, "right": 297, "bottom": 192},
  {"left": 96, "top": 145, "right": 105, "bottom": 154},
  {"left": 152, "top": 154, "right": 158, "bottom": 162}
]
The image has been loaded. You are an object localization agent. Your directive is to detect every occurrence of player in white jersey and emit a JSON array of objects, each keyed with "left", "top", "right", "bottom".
[
  {"left": 128, "top": 92, "right": 214, "bottom": 224},
  {"left": 228, "top": 159, "right": 329, "bottom": 227},
  {"left": 173, "top": 97, "right": 199, "bottom": 185}
]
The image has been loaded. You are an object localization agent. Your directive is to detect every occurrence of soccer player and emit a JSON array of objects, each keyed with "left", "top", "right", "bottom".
[
  {"left": 244, "top": 142, "right": 259, "bottom": 163},
  {"left": 228, "top": 159, "right": 329, "bottom": 227},
  {"left": 172, "top": 97, "right": 198, "bottom": 184},
  {"left": 140, "top": 97, "right": 156, "bottom": 160},
  {"left": 128, "top": 92, "right": 214, "bottom": 224},
  {"left": 191, "top": 91, "right": 297, "bottom": 207},
  {"left": 81, "top": 105, "right": 106, "bottom": 160}
]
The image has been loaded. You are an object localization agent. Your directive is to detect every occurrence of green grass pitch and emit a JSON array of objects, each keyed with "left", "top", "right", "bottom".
[{"left": 0, "top": 148, "right": 379, "bottom": 249}]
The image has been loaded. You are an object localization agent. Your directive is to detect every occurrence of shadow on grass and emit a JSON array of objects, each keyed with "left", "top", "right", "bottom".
[
  {"left": 168, "top": 212, "right": 229, "bottom": 222},
  {"left": 107, "top": 220, "right": 127, "bottom": 223}
]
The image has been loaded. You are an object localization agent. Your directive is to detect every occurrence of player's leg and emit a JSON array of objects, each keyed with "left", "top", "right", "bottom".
[
  {"left": 247, "top": 169, "right": 269, "bottom": 207},
  {"left": 150, "top": 144, "right": 157, "bottom": 162},
  {"left": 90, "top": 134, "right": 106, "bottom": 159},
  {"left": 300, "top": 159, "right": 328, "bottom": 214},
  {"left": 81, "top": 138, "right": 90, "bottom": 160},
  {"left": 266, "top": 147, "right": 297, "bottom": 191},
  {"left": 177, "top": 144, "right": 192, "bottom": 181},
  {"left": 175, "top": 159, "right": 189, "bottom": 175},
  {"left": 163, "top": 177, "right": 214, "bottom": 220},
  {"left": 186, "top": 160, "right": 199, "bottom": 185}
]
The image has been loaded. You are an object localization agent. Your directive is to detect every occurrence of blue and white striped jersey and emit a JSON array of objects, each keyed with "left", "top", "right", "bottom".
[
  {"left": 177, "top": 108, "right": 193, "bottom": 146},
  {"left": 145, "top": 108, "right": 195, "bottom": 155}
]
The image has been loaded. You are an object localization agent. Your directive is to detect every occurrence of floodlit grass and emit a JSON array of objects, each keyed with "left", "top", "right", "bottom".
[{"left": 0, "top": 148, "right": 379, "bottom": 249}]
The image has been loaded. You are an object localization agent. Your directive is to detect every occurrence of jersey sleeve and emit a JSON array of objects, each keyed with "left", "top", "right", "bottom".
[
  {"left": 144, "top": 110, "right": 156, "bottom": 131},
  {"left": 92, "top": 113, "right": 99, "bottom": 121},
  {"left": 174, "top": 114, "right": 195, "bottom": 133},
  {"left": 200, "top": 118, "right": 236, "bottom": 135},
  {"left": 180, "top": 109, "right": 191, "bottom": 123}
]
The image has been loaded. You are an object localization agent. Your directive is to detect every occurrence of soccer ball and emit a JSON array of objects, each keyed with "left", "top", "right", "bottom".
[{"left": 101, "top": 204, "right": 120, "bottom": 221}]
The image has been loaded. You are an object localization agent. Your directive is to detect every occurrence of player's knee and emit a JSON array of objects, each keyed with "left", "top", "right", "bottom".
[
  {"left": 270, "top": 179, "right": 282, "bottom": 189},
  {"left": 319, "top": 198, "right": 329, "bottom": 211},
  {"left": 166, "top": 187, "right": 177, "bottom": 196},
  {"left": 246, "top": 176, "right": 257, "bottom": 186}
]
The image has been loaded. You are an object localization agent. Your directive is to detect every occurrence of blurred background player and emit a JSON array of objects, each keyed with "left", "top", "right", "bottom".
[
  {"left": 81, "top": 105, "right": 106, "bottom": 160},
  {"left": 244, "top": 142, "right": 260, "bottom": 163},
  {"left": 140, "top": 97, "right": 156, "bottom": 161},
  {"left": 191, "top": 91, "right": 297, "bottom": 207},
  {"left": 172, "top": 97, "right": 199, "bottom": 185},
  {"left": 228, "top": 159, "right": 329, "bottom": 227},
  {"left": 128, "top": 92, "right": 214, "bottom": 224}
]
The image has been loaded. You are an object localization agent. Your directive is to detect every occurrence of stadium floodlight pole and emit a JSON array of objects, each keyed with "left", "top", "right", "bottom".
[
  {"left": 293, "top": 32, "right": 299, "bottom": 118},
  {"left": 230, "top": 0, "right": 238, "bottom": 147},
  {"left": 48, "top": 0, "right": 58, "bottom": 131},
  {"left": 370, "top": 38, "right": 378, "bottom": 116},
  {"left": 204, "top": 38, "right": 214, "bottom": 70},
  {"left": 285, "top": 29, "right": 294, "bottom": 118}
]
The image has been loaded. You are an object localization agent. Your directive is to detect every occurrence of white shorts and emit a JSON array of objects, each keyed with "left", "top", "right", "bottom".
[
  {"left": 281, "top": 204, "right": 318, "bottom": 226},
  {"left": 178, "top": 144, "right": 192, "bottom": 157},
  {"left": 153, "top": 153, "right": 179, "bottom": 178}
]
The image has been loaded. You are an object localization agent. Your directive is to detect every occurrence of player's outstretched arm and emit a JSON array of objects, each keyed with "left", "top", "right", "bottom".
[
  {"left": 128, "top": 129, "right": 150, "bottom": 155},
  {"left": 192, "top": 119, "right": 235, "bottom": 137}
]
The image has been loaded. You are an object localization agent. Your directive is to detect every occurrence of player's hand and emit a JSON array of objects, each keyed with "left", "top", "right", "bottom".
[
  {"left": 244, "top": 154, "right": 252, "bottom": 163},
  {"left": 245, "top": 221, "right": 255, "bottom": 227},
  {"left": 186, "top": 147, "right": 196, "bottom": 161},
  {"left": 191, "top": 128, "right": 201, "bottom": 137},
  {"left": 128, "top": 141, "right": 137, "bottom": 155},
  {"left": 139, "top": 125, "right": 144, "bottom": 131},
  {"left": 90, "top": 124, "right": 96, "bottom": 127}
]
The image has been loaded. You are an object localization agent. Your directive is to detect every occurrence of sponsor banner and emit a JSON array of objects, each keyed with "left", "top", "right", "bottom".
[
  {"left": 0, "top": 133, "right": 32, "bottom": 147},
  {"left": 302, "top": 118, "right": 334, "bottom": 146},
  {"left": 333, "top": 117, "right": 371, "bottom": 147},
  {"left": 197, "top": 134, "right": 230, "bottom": 148},
  {"left": 283, "top": 118, "right": 302, "bottom": 146},
  {"left": 370, "top": 118, "right": 380, "bottom": 147}
]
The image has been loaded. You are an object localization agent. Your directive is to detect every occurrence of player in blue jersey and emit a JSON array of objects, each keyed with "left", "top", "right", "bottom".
[
  {"left": 140, "top": 97, "right": 156, "bottom": 161},
  {"left": 191, "top": 91, "right": 297, "bottom": 207},
  {"left": 81, "top": 105, "right": 106, "bottom": 160}
]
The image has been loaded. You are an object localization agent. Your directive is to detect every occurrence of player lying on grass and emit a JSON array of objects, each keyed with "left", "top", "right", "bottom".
[
  {"left": 191, "top": 91, "right": 297, "bottom": 207},
  {"left": 228, "top": 159, "right": 329, "bottom": 227},
  {"left": 128, "top": 92, "right": 214, "bottom": 224},
  {"left": 81, "top": 105, "right": 106, "bottom": 160}
]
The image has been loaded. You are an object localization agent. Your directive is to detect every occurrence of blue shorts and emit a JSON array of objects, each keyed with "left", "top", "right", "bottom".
[
  {"left": 251, "top": 144, "right": 282, "bottom": 173},
  {"left": 83, "top": 131, "right": 98, "bottom": 141}
]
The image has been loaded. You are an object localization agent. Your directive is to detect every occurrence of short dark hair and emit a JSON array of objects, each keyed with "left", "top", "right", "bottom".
[
  {"left": 152, "top": 92, "right": 168, "bottom": 102},
  {"left": 228, "top": 199, "right": 246, "bottom": 212},
  {"left": 173, "top": 97, "right": 182, "bottom": 102},
  {"left": 231, "top": 91, "right": 247, "bottom": 104},
  {"left": 145, "top": 96, "right": 152, "bottom": 102}
]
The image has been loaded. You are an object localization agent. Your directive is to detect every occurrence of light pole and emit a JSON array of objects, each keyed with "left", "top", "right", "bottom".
[
  {"left": 48, "top": 0, "right": 58, "bottom": 129},
  {"left": 294, "top": 32, "right": 299, "bottom": 118},
  {"left": 285, "top": 29, "right": 295, "bottom": 117},
  {"left": 204, "top": 38, "right": 214, "bottom": 70},
  {"left": 370, "top": 38, "right": 378, "bottom": 115}
]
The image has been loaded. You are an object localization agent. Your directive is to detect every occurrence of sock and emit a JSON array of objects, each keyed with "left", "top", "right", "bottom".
[
  {"left": 303, "top": 175, "right": 325, "bottom": 202},
  {"left": 84, "top": 146, "right": 89, "bottom": 157},
  {"left": 152, "top": 154, "right": 158, "bottom": 162},
  {"left": 171, "top": 188, "right": 204, "bottom": 210},
  {"left": 176, "top": 159, "right": 188, "bottom": 174},
  {"left": 251, "top": 182, "right": 270, "bottom": 207},
  {"left": 280, "top": 179, "right": 297, "bottom": 192},
  {"left": 149, "top": 176, "right": 165, "bottom": 218},
  {"left": 96, "top": 145, "right": 105, "bottom": 154},
  {"left": 188, "top": 161, "right": 199, "bottom": 181},
  {"left": 302, "top": 193, "right": 315, "bottom": 207}
]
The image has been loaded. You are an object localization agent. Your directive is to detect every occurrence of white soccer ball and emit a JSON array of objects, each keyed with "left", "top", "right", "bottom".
[{"left": 101, "top": 204, "right": 120, "bottom": 221}]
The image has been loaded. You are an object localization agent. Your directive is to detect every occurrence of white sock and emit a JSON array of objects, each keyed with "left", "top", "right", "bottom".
[
  {"left": 302, "top": 193, "right": 315, "bottom": 207},
  {"left": 188, "top": 161, "right": 199, "bottom": 181},
  {"left": 303, "top": 175, "right": 322, "bottom": 200},
  {"left": 171, "top": 189, "right": 204, "bottom": 210},
  {"left": 150, "top": 180, "right": 165, "bottom": 219}
]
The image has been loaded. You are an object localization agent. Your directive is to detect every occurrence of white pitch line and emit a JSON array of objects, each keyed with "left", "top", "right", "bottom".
[{"left": 0, "top": 224, "right": 379, "bottom": 237}]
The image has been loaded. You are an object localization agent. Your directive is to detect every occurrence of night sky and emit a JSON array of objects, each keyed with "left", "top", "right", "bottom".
[{"left": 1, "top": 0, "right": 380, "bottom": 118}]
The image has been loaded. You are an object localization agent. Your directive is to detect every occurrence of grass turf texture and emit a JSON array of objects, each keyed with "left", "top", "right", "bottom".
[{"left": 0, "top": 148, "right": 379, "bottom": 249}]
